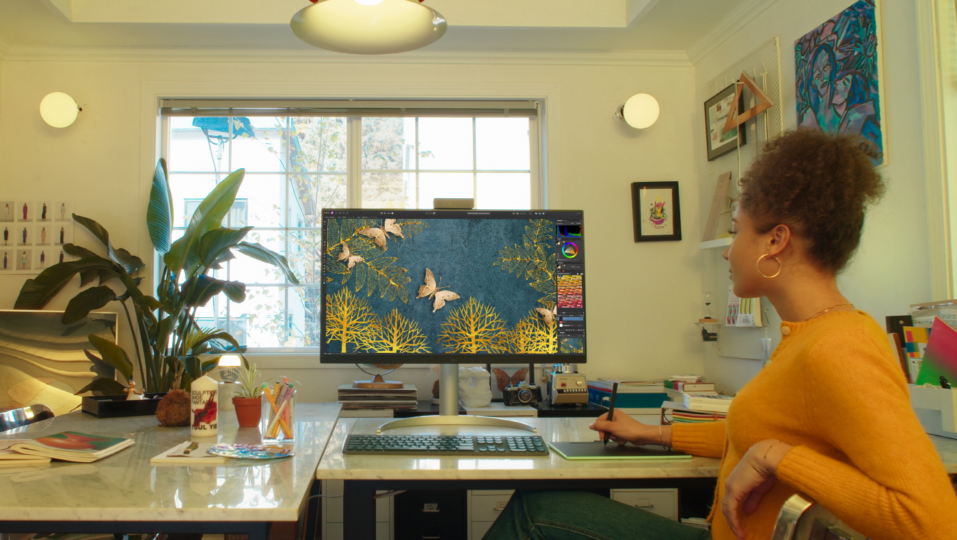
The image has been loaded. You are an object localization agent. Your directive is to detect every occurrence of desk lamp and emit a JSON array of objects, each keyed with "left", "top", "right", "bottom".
[{"left": 218, "top": 355, "right": 242, "bottom": 411}]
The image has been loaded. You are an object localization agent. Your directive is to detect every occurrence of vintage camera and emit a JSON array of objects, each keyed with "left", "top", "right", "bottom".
[{"left": 503, "top": 384, "right": 542, "bottom": 406}]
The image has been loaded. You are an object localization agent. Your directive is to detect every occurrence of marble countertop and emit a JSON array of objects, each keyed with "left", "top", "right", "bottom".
[
  {"left": 0, "top": 402, "right": 340, "bottom": 523},
  {"left": 316, "top": 417, "right": 721, "bottom": 481},
  {"left": 929, "top": 434, "right": 957, "bottom": 474}
]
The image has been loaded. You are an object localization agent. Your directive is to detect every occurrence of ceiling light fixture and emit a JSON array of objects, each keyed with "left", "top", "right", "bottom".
[
  {"left": 290, "top": 0, "right": 447, "bottom": 55},
  {"left": 40, "top": 92, "right": 81, "bottom": 128},
  {"left": 616, "top": 93, "right": 660, "bottom": 129}
]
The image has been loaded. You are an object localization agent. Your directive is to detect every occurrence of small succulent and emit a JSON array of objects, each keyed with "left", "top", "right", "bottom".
[{"left": 236, "top": 363, "right": 262, "bottom": 399}]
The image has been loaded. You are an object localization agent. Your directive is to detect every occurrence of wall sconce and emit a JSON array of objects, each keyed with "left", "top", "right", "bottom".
[
  {"left": 218, "top": 354, "right": 242, "bottom": 411},
  {"left": 616, "top": 93, "right": 659, "bottom": 129},
  {"left": 39, "top": 92, "right": 81, "bottom": 128}
]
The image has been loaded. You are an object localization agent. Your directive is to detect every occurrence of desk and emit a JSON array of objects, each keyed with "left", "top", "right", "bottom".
[
  {"left": 0, "top": 402, "right": 341, "bottom": 540},
  {"left": 316, "top": 417, "right": 721, "bottom": 540}
]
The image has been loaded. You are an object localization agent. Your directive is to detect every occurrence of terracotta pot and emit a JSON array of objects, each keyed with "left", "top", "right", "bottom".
[{"left": 233, "top": 396, "right": 263, "bottom": 427}]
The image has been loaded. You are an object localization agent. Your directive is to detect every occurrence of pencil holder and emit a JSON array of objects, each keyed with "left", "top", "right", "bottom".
[{"left": 261, "top": 379, "right": 296, "bottom": 443}]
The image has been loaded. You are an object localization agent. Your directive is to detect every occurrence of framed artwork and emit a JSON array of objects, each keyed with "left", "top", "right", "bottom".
[
  {"left": 631, "top": 182, "right": 682, "bottom": 242},
  {"left": 795, "top": 0, "right": 884, "bottom": 164},
  {"left": 0, "top": 200, "right": 74, "bottom": 274},
  {"left": 0, "top": 310, "right": 118, "bottom": 416},
  {"left": 704, "top": 83, "right": 747, "bottom": 161}
]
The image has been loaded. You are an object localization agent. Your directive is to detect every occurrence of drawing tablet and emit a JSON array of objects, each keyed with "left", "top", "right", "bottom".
[{"left": 547, "top": 442, "right": 691, "bottom": 461}]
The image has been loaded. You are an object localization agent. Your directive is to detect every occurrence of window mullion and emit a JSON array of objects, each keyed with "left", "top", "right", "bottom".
[
  {"left": 347, "top": 117, "right": 363, "bottom": 207},
  {"left": 415, "top": 118, "right": 421, "bottom": 209},
  {"left": 472, "top": 117, "right": 478, "bottom": 208}
]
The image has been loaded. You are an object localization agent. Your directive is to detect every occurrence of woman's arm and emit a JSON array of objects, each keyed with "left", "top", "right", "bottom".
[{"left": 591, "top": 412, "right": 726, "bottom": 458}]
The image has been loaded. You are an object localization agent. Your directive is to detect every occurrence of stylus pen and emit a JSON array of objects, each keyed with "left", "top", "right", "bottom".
[{"left": 604, "top": 382, "right": 618, "bottom": 446}]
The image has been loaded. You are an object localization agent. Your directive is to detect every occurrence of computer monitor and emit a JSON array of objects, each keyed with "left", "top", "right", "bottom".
[
  {"left": 319, "top": 208, "right": 586, "bottom": 430},
  {"left": 319, "top": 208, "right": 586, "bottom": 364}
]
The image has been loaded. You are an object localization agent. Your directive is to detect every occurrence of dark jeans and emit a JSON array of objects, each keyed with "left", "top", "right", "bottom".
[{"left": 482, "top": 490, "right": 712, "bottom": 540}]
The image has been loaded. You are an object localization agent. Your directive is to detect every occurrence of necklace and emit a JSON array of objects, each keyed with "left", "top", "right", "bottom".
[{"left": 805, "top": 302, "right": 854, "bottom": 321}]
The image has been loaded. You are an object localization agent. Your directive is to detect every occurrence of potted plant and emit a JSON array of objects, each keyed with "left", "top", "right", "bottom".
[
  {"left": 233, "top": 362, "right": 263, "bottom": 427},
  {"left": 14, "top": 159, "right": 299, "bottom": 421}
]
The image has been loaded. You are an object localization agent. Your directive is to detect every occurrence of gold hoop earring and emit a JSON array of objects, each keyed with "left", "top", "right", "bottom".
[{"left": 756, "top": 254, "right": 782, "bottom": 278}]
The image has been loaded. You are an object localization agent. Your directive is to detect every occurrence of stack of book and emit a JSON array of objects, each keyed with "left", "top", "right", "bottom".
[
  {"left": 337, "top": 383, "right": 417, "bottom": 410},
  {"left": 587, "top": 378, "right": 668, "bottom": 413},
  {"left": 682, "top": 393, "right": 732, "bottom": 413},
  {"left": 666, "top": 380, "right": 716, "bottom": 392},
  {"left": 660, "top": 401, "right": 727, "bottom": 424}
]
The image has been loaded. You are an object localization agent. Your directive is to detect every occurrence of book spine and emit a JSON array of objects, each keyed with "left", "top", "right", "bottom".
[{"left": 587, "top": 389, "right": 667, "bottom": 408}]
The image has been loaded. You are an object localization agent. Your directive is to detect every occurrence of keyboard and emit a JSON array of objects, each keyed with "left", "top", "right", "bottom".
[{"left": 344, "top": 434, "right": 549, "bottom": 456}]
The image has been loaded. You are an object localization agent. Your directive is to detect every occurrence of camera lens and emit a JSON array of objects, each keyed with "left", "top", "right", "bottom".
[{"left": 518, "top": 388, "right": 532, "bottom": 403}]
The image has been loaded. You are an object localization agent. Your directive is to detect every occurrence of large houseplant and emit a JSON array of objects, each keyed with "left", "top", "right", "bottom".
[{"left": 15, "top": 159, "right": 299, "bottom": 396}]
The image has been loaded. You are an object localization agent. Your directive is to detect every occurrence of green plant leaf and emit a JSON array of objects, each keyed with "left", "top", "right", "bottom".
[
  {"left": 164, "top": 168, "right": 245, "bottom": 275},
  {"left": 63, "top": 244, "right": 97, "bottom": 259},
  {"left": 183, "top": 275, "right": 226, "bottom": 307},
  {"left": 63, "top": 285, "right": 117, "bottom": 324},
  {"left": 147, "top": 158, "right": 174, "bottom": 254},
  {"left": 14, "top": 258, "right": 118, "bottom": 310},
  {"left": 73, "top": 214, "right": 145, "bottom": 275},
  {"left": 198, "top": 227, "right": 253, "bottom": 269},
  {"left": 76, "top": 377, "right": 128, "bottom": 396},
  {"left": 182, "top": 355, "right": 203, "bottom": 382},
  {"left": 235, "top": 242, "right": 300, "bottom": 284},
  {"left": 87, "top": 334, "right": 133, "bottom": 380},
  {"left": 223, "top": 281, "right": 246, "bottom": 302}
]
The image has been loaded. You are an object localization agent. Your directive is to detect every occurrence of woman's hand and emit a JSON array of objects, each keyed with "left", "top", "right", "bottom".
[
  {"left": 588, "top": 410, "right": 662, "bottom": 446},
  {"left": 722, "top": 439, "right": 792, "bottom": 539}
]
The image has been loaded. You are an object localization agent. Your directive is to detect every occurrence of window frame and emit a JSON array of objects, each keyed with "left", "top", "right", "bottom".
[{"left": 158, "top": 99, "right": 544, "bottom": 354}]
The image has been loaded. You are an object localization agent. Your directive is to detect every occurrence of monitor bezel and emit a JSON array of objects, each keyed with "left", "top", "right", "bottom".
[{"left": 318, "top": 208, "right": 586, "bottom": 365}]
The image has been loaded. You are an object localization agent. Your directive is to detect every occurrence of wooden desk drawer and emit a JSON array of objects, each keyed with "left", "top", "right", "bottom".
[
  {"left": 395, "top": 490, "right": 465, "bottom": 524},
  {"left": 611, "top": 488, "right": 678, "bottom": 520}
]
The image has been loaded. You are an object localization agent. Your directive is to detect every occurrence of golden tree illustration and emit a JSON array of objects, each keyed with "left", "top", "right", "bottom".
[
  {"left": 324, "top": 288, "right": 379, "bottom": 352},
  {"left": 493, "top": 219, "right": 557, "bottom": 308},
  {"left": 323, "top": 217, "right": 429, "bottom": 303},
  {"left": 364, "top": 309, "right": 431, "bottom": 354},
  {"left": 438, "top": 297, "right": 509, "bottom": 354},
  {"left": 508, "top": 310, "right": 557, "bottom": 354}
]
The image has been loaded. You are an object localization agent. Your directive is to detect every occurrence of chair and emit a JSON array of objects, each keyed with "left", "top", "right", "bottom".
[
  {"left": 771, "top": 494, "right": 868, "bottom": 540},
  {"left": 0, "top": 404, "right": 54, "bottom": 433}
]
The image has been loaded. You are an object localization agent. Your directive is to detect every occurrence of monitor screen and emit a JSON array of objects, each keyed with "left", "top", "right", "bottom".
[{"left": 319, "top": 209, "right": 586, "bottom": 364}]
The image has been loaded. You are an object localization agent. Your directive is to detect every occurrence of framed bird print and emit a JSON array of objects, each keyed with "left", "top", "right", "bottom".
[{"left": 631, "top": 182, "right": 682, "bottom": 242}]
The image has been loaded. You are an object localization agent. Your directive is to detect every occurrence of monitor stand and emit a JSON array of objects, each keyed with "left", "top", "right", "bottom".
[{"left": 375, "top": 364, "right": 536, "bottom": 434}]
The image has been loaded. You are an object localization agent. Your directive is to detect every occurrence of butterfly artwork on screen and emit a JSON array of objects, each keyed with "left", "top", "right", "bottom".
[{"left": 417, "top": 268, "right": 460, "bottom": 313}]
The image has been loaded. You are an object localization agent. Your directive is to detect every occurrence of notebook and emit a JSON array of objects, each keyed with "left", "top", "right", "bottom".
[{"left": 547, "top": 442, "right": 691, "bottom": 461}]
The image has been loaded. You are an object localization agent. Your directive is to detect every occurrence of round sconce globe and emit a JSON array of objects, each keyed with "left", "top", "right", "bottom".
[
  {"left": 622, "top": 94, "right": 660, "bottom": 129},
  {"left": 40, "top": 92, "right": 79, "bottom": 128}
]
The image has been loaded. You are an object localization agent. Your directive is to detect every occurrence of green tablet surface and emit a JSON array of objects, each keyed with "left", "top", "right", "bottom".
[{"left": 547, "top": 442, "right": 692, "bottom": 460}]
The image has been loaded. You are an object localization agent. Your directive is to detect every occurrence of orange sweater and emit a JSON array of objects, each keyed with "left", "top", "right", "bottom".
[{"left": 671, "top": 311, "right": 957, "bottom": 540}]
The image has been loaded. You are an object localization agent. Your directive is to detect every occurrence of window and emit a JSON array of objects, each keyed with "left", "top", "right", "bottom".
[{"left": 160, "top": 101, "right": 541, "bottom": 350}]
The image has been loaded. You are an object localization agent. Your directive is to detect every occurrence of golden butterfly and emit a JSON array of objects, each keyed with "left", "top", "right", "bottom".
[{"left": 416, "top": 268, "right": 459, "bottom": 312}]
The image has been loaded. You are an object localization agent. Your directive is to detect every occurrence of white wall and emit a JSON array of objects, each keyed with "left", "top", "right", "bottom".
[
  {"left": 693, "top": 0, "right": 935, "bottom": 394},
  {"left": 0, "top": 51, "right": 704, "bottom": 402}
]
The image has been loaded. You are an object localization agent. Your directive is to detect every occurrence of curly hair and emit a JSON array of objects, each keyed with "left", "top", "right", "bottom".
[{"left": 738, "top": 129, "right": 884, "bottom": 274}]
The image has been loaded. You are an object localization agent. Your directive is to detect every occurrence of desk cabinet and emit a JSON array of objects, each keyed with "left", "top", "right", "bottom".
[
  {"left": 394, "top": 490, "right": 466, "bottom": 540},
  {"left": 321, "top": 479, "right": 391, "bottom": 540},
  {"left": 468, "top": 490, "right": 513, "bottom": 540}
]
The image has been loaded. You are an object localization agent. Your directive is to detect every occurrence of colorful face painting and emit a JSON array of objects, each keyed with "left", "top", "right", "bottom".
[{"left": 795, "top": 0, "right": 883, "bottom": 164}]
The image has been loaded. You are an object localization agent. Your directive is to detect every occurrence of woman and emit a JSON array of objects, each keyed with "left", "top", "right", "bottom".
[{"left": 484, "top": 130, "right": 957, "bottom": 540}]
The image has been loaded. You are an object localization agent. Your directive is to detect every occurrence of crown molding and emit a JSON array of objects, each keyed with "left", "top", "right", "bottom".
[
  {"left": 687, "top": 0, "right": 780, "bottom": 65},
  {"left": 2, "top": 46, "right": 691, "bottom": 67}
]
